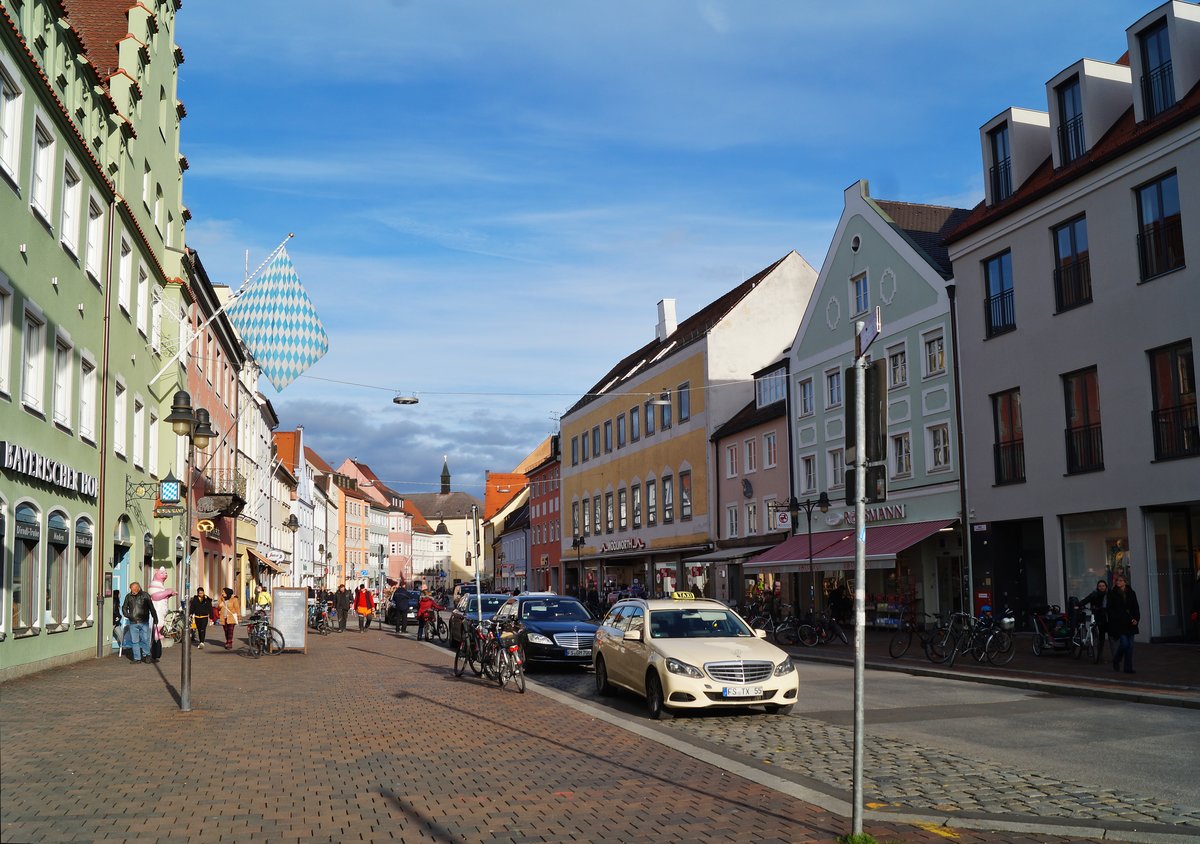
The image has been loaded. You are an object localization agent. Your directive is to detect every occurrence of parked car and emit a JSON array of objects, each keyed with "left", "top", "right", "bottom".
[
  {"left": 593, "top": 592, "right": 799, "bottom": 719},
  {"left": 382, "top": 591, "right": 420, "bottom": 629},
  {"left": 448, "top": 593, "right": 509, "bottom": 648},
  {"left": 492, "top": 594, "right": 600, "bottom": 667}
]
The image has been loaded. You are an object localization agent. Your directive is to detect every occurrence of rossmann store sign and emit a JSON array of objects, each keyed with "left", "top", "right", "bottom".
[{"left": 0, "top": 441, "right": 99, "bottom": 500}]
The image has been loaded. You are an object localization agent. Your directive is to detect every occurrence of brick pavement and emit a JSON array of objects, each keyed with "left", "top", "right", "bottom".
[{"left": 1, "top": 628, "right": 1077, "bottom": 844}]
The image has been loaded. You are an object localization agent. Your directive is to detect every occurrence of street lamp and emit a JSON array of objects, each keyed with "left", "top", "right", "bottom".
[
  {"left": 163, "top": 389, "right": 215, "bottom": 713},
  {"left": 771, "top": 492, "right": 831, "bottom": 613},
  {"left": 570, "top": 535, "right": 586, "bottom": 596}
]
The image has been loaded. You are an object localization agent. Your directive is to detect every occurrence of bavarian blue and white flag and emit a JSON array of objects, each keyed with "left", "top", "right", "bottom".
[{"left": 225, "top": 248, "right": 329, "bottom": 392}]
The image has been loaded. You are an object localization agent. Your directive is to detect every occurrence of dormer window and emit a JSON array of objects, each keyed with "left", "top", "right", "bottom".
[
  {"left": 989, "top": 124, "right": 1012, "bottom": 202},
  {"left": 1057, "top": 76, "right": 1084, "bottom": 164},
  {"left": 1140, "top": 18, "right": 1174, "bottom": 118}
]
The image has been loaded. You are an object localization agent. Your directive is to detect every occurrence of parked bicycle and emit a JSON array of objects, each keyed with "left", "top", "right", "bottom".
[
  {"left": 245, "top": 611, "right": 285, "bottom": 657},
  {"left": 749, "top": 611, "right": 800, "bottom": 646},
  {"left": 161, "top": 607, "right": 187, "bottom": 644},
  {"left": 308, "top": 602, "right": 333, "bottom": 635},
  {"left": 454, "top": 617, "right": 524, "bottom": 692},
  {"left": 1070, "top": 605, "right": 1103, "bottom": 663},
  {"left": 798, "top": 609, "right": 849, "bottom": 647},
  {"left": 887, "top": 611, "right": 946, "bottom": 661}
]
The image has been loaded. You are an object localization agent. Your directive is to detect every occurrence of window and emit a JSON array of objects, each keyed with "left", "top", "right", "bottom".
[
  {"left": 618, "top": 488, "right": 628, "bottom": 530},
  {"left": 79, "top": 356, "right": 96, "bottom": 441},
  {"left": 151, "top": 290, "right": 162, "bottom": 354},
  {"left": 52, "top": 337, "right": 71, "bottom": 428},
  {"left": 891, "top": 432, "right": 911, "bottom": 478},
  {"left": 887, "top": 345, "right": 907, "bottom": 388},
  {"left": 591, "top": 426, "right": 600, "bottom": 457},
  {"left": 603, "top": 420, "right": 613, "bottom": 453},
  {"left": 829, "top": 448, "right": 845, "bottom": 488},
  {"left": 660, "top": 392, "right": 672, "bottom": 430},
  {"left": 1136, "top": 172, "right": 1184, "bottom": 281},
  {"left": 989, "top": 122, "right": 1012, "bottom": 201},
  {"left": 1140, "top": 18, "right": 1174, "bottom": 119},
  {"left": 581, "top": 432, "right": 589, "bottom": 462},
  {"left": 992, "top": 388, "right": 1025, "bottom": 484},
  {"left": 582, "top": 499, "right": 590, "bottom": 536},
  {"left": 851, "top": 272, "right": 869, "bottom": 315},
  {"left": 798, "top": 377, "right": 814, "bottom": 416},
  {"left": 1063, "top": 367, "right": 1102, "bottom": 473},
  {"left": 114, "top": 380, "right": 127, "bottom": 457},
  {"left": 679, "top": 471, "right": 691, "bottom": 521},
  {"left": 677, "top": 383, "right": 690, "bottom": 422},
  {"left": 983, "top": 250, "right": 1015, "bottom": 336},
  {"left": 745, "top": 501, "right": 758, "bottom": 535},
  {"left": 764, "top": 432, "right": 777, "bottom": 468},
  {"left": 662, "top": 474, "right": 674, "bottom": 523},
  {"left": 1057, "top": 76, "right": 1084, "bottom": 165},
  {"left": 725, "top": 443, "right": 738, "bottom": 478},
  {"left": 118, "top": 239, "right": 132, "bottom": 313},
  {"left": 726, "top": 504, "right": 738, "bottom": 538},
  {"left": 605, "top": 492, "right": 614, "bottom": 533},
  {"left": 616, "top": 414, "right": 626, "bottom": 448},
  {"left": 646, "top": 479, "right": 657, "bottom": 526},
  {"left": 571, "top": 437, "right": 579, "bottom": 465},
  {"left": 802, "top": 455, "right": 816, "bottom": 493},
  {"left": 919, "top": 333, "right": 944, "bottom": 380},
  {"left": 1052, "top": 216, "right": 1091, "bottom": 312},
  {"left": 0, "top": 279, "right": 10, "bottom": 396},
  {"left": 154, "top": 184, "right": 164, "bottom": 233},
  {"left": 73, "top": 518, "right": 93, "bottom": 625},
  {"left": 630, "top": 406, "right": 640, "bottom": 442},
  {"left": 592, "top": 495, "right": 601, "bottom": 537},
  {"left": 0, "top": 56, "right": 24, "bottom": 178},
  {"left": 826, "top": 369, "right": 842, "bottom": 407},
  {"left": 12, "top": 503, "right": 40, "bottom": 630},
  {"left": 148, "top": 408, "right": 159, "bottom": 477},
  {"left": 136, "top": 266, "right": 149, "bottom": 335},
  {"left": 631, "top": 483, "right": 642, "bottom": 529},
  {"left": 60, "top": 160, "right": 81, "bottom": 254},
  {"left": 133, "top": 397, "right": 145, "bottom": 468},
  {"left": 572, "top": 501, "right": 580, "bottom": 537},
  {"left": 644, "top": 400, "right": 655, "bottom": 436},
  {"left": 756, "top": 369, "right": 786, "bottom": 408},
  {"left": 1148, "top": 341, "right": 1196, "bottom": 461},
  {"left": 30, "top": 118, "right": 54, "bottom": 220},
  {"left": 142, "top": 160, "right": 151, "bottom": 205},
  {"left": 85, "top": 197, "right": 104, "bottom": 280},
  {"left": 928, "top": 423, "right": 952, "bottom": 472},
  {"left": 744, "top": 438, "right": 757, "bottom": 473},
  {"left": 22, "top": 307, "right": 46, "bottom": 411}
]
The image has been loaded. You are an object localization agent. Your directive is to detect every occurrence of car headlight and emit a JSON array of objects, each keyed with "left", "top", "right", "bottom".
[
  {"left": 774, "top": 657, "right": 796, "bottom": 676},
  {"left": 525, "top": 633, "right": 553, "bottom": 645},
  {"left": 665, "top": 657, "right": 704, "bottom": 679}
]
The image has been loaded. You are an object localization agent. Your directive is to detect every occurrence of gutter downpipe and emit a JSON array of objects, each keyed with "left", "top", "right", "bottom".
[
  {"left": 946, "top": 282, "right": 973, "bottom": 615},
  {"left": 95, "top": 195, "right": 120, "bottom": 659}
]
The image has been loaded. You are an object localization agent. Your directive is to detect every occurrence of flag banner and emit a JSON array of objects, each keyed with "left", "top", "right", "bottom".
[{"left": 225, "top": 247, "right": 329, "bottom": 391}]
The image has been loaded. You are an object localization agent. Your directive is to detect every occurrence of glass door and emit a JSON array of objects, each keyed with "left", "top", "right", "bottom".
[{"left": 1146, "top": 509, "right": 1194, "bottom": 639}]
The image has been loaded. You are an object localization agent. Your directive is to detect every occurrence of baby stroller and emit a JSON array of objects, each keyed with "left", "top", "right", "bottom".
[{"left": 1031, "top": 604, "right": 1073, "bottom": 656}]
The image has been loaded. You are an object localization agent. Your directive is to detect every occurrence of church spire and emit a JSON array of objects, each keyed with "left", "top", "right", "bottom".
[{"left": 440, "top": 456, "right": 451, "bottom": 494}]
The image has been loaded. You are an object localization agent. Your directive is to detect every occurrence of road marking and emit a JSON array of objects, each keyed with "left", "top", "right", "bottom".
[{"left": 914, "top": 822, "right": 959, "bottom": 839}]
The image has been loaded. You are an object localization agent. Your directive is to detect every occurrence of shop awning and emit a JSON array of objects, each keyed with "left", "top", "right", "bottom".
[
  {"left": 247, "top": 548, "right": 287, "bottom": 574},
  {"left": 745, "top": 519, "right": 957, "bottom": 572},
  {"left": 683, "top": 544, "right": 779, "bottom": 563}
]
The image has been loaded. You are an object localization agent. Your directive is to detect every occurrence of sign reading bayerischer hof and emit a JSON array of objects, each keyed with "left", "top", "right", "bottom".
[{"left": 0, "top": 441, "right": 99, "bottom": 500}]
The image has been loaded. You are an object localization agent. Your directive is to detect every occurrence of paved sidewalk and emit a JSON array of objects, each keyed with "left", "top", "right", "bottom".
[{"left": 1, "top": 629, "right": 1075, "bottom": 844}]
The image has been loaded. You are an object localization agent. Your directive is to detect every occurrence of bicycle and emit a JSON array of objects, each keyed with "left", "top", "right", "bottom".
[
  {"left": 888, "top": 612, "right": 945, "bottom": 661},
  {"left": 749, "top": 612, "right": 800, "bottom": 646},
  {"left": 161, "top": 607, "right": 186, "bottom": 643},
  {"left": 245, "top": 611, "right": 285, "bottom": 657},
  {"left": 798, "top": 609, "right": 849, "bottom": 647},
  {"left": 308, "top": 603, "right": 333, "bottom": 635},
  {"left": 492, "top": 618, "right": 525, "bottom": 693},
  {"left": 454, "top": 621, "right": 486, "bottom": 678},
  {"left": 418, "top": 609, "right": 448, "bottom": 643},
  {"left": 1070, "top": 606, "right": 1103, "bottom": 663}
]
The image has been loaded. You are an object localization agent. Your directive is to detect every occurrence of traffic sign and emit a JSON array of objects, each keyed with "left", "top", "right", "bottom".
[
  {"left": 856, "top": 306, "right": 882, "bottom": 358},
  {"left": 360, "top": 569, "right": 369, "bottom": 577}
]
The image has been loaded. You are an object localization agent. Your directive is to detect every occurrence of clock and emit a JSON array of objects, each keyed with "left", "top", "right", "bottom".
[{"left": 742, "top": 479, "right": 753, "bottom": 499}]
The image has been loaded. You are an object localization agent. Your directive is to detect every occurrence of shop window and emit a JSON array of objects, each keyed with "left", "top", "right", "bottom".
[
  {"left": 45, "top": 511, "right": 69, "bottom": 630},
  {"left": 12, "top": 503, "right": 40, "bottom": 632},
  {"left": 1061, "top": 509, "right": 1127, "bottom": 604}
]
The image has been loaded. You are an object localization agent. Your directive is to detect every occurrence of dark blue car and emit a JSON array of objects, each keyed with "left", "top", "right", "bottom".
[
  {"left": 492, "top": 594, "right": 600, "bottom": 666},
  {"left": 448, "top": 593, "right": 509, "bottom": 648}
]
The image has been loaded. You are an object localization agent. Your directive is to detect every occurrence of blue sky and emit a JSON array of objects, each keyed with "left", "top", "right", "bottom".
[{"left": 177, "top": 0, "right": 1141, "bottom": 495}]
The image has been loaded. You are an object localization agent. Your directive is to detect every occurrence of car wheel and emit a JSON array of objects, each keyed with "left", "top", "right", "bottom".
[
  {"left": 646, "top": 671, "right": 671, "bottom": 720},
  {"left": 765, "top": 704, "right": 794, "bottom": 715},
  {"left": 595, "top": 657, "right": 615, "bottom": 697}
]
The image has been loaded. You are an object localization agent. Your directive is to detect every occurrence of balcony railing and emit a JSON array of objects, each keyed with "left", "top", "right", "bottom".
[
  {"left": 1137, "top": 217, "right": 1185, "bottom": 280},
  {"left": 1058, "top": 114, "right": 1085, "bottom": 164},
  {"left": 1065, "top": 423, "right": 1104, "bottom": 474},
  {"left": 1142, "top": 60, "right": 1175, "bottom": 119},
  {"left": 993, "top": 440, "right": 1026, "bottom": 485},
  {"left": 990, "top": 157, "right": 1012, "bottom": 202},
  {"left": 1151, "top": 403, "right": 1199, "bottom": 461},
  {"left": 1053, "top": 257, "right": 1092, "bottom": 312},
  {"left": 985, "top": 287, "right": 1016, "bottom": 337}
]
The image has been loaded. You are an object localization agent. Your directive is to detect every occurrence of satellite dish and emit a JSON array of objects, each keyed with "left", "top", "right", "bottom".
[{"left": 392, "top": 394, "right": 419, "bottom": 405}]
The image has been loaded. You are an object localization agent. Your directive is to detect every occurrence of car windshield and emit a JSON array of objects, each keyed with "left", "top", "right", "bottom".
[
  {"left": 649, "top": 608, "right": 754, "bottom": 638},
  {"left": 519, "top": 599, "right": 591, "bottom": 621},
  {"left": 467, "top": 596, "right": 507, "bottom": 614}
]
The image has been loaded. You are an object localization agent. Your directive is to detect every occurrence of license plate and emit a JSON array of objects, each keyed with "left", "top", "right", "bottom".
[
  {"left": 565, "top": 648, "right": 591, "bottom": 657},
  {"left": 722, "top": 686, "right": 762, "bottom": 698}
]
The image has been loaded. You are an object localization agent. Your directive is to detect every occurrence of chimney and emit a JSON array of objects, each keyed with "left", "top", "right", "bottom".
[{"left": 656, "top": 299, "right": 677, "bottom": 342}]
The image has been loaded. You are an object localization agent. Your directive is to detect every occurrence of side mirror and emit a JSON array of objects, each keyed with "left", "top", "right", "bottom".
[
  {"left": 754, "top": 629, "right": 768, "bottom": 639},
  {"left": 623, "top": 628, "right": 643, "bottom": 642}
]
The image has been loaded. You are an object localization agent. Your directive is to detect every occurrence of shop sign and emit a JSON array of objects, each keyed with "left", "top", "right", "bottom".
[
  {"left": 0, "top": 441, "right": 99, "bottom": 500},
  {"left": 75, "top": 529, "right": 93, "bottom": 548},
  {"left": 841, "top": 503, "right": 906, "bottom": 525},
  {"left": 14, "top": 520, "right": 40, "bottom": 540},
  {"left": 48, "top": 527, "right": 69, "bottom": 544},
  {"left": 602, "top": 538, "right": 646, "bottom": 553},
  {"left": 196, "top": 519, "right": 216, "bottom": 533},
  {"left": 154, "top": 504, "right": 186, "bottom": 519}
]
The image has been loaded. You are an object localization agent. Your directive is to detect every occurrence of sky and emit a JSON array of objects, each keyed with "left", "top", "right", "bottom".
[{"left": 176, "top": 0, "right": 1144, "bottom": 496}]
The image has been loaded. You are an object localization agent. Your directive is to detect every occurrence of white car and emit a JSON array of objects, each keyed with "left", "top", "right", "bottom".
[{"left": 593, "top": 593, "right": 799, "bottom": 719}]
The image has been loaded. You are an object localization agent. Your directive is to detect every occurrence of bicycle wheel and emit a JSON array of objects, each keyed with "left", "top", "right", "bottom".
[
  {"left": 927, "top": 625, "right": 953, "bottom": 664},
  {"left": 798, "top": 624, "right": 818, "bottom": 647},
  {"left": 987, "top": 630, "right": 1015, "bottom": 666},
  {"left": 246, "top": 629, "right": 262, "bottom": 658},
  {"left": 494, "top": 648, "right": 508, "bottom": 688},
  {"left": 264, "top": 626, "right": 285, "bottom": 655},
  {"left": 454, "top": 639, "right": 470, "bottom": 677},
  {"left": 775, "top": 622, "right": 798, "bottom": 647},
  {"left": 888, "top": 629, "right": 913, "bottom": 659},
  {"left": 169, "top": 623, "right": 185, "bottom": 644},
  {"left": 832, "top": 620, "right": 849, "bottom": 645},
  {"left": 435, "top": 618, "right": 449, "bottom": 643},
  {"left": 509, "top": 649, "right": 525, "bottom": 693}
]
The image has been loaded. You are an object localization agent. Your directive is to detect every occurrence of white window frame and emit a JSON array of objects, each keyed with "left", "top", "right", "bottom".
[
  {"left": 60, "top": 156, "right": 82, "bottom": 256},
  {"left": 84, "top": 194, "right": 104, "bottom": 282},
  {"left": 744, "top": 437, "right": 757, "bottom": 474},
  {"left": 0, "top": 273, "right": 11, "bottom": 398},
  {"left": 0, "top": 51, "right": 25, "bottom": 180},
  {"left": 150, "top": 288, "right": 162, "bottom": 354},
  {"left": 802, "top": 454, "right": 817, "bottom": 493},
  {"left": 798, "top": 378, "right": 814, "bottom": 416},
  {"left": 113, "top": 378, "right": 127, "bottom": 457},
  {"left": 891, "top": 431, "right": 912, "bottom": 478},
  {"left": 52, "top": 331, "right": 72, "bottom": 429},
  {"left": 726, "top": 504, "right": 738, "bottom": 539},
  {"left": 21, "top": 303, "right": 46, "bottom": 411},
  {"left": 136, "top": 265, "right": 149, "bottom": 336},
  {"left": 132, "top": 396, "right": 145, "bottom": 469},
  {"left": 829, "top": 447, "right": 845, "bottom": 488},
  {"left": 724, "top": 443, "right": 738, "bottom": 478},
  {"left": 851, "top": 271, "right": 869, "bottom": 316},
  {"left": 118, "top": 238, "right": 132, "bottom": 314},
  {"left": 887, "top": 344, "right": 907, "bottom": 388},
  {"left": 923, "top": 330, "right": 946, "bottom": 378},
  {"left": 764, "top": 431, "right": 778, "bottom": 469},
  {"left": 745, "top": 501, "right": 758, "bottom": 535},
  {"left": 30, "top": 114, "right": 55, "bottom": 223},
  {"left": 927, "top": 422, "right": 952, "bottom": 472},
  {"left": 826, "top": 368, "right": 843, "bottom": 408},
  {"left": 79, "top": 352, "right": 97, "bottom": 443}
]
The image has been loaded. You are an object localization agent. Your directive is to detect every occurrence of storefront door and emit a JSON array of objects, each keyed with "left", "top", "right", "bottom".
[{"left": 1146, "top": 508, "right": 1197, "bottom": 639}]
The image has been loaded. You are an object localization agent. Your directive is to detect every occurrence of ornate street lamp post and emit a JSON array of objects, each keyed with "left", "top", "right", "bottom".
[
  {"left": 771, "top": 492, "right": 831, "bottom": 613},
  {"left": 164, "top": 389, "right": 214, "bottom": 712}
]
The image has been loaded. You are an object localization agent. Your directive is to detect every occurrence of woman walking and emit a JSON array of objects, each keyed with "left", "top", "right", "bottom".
[
  {"left": 217, "top": 587, "right": 241, "bottom": 650},
  {"left": 1108, "top": 574, "right": 1140, "bottom": 674}
]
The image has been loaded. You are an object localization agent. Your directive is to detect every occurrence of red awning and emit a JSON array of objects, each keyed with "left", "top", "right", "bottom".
[{"left": 746, "top": 519, "right": 957, "bottom": 571}]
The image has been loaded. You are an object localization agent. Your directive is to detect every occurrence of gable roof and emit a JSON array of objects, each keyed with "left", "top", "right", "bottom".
[
  {"left": 402, "top": 500, "right": 434, "bottom": 534},
  {"left": 273, "top": 431, "right": 300, "bottom": 474},
  {"left": 710, "top": 396, "right": 787, "bottom": 443},
  {"left": 304, "top": 446, "right": 335, "bottom": 476},
  {"left": 403, "top": 492, "right": 482, "bottom": 523},
  {"left": 871, "top": 200, "right": 972, "bottom": 279},
  {"left": 565, "top": 253, "right": 792, "bottom": 416}
]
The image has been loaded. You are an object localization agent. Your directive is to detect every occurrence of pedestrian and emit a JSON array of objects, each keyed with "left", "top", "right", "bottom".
[
  {"left": 121, "top": 581, "right": 158, "bottom": 664},
  {"left": 1076, "top": 579, "right": 1110, "bottom": 657},
  {"left": 354, "top": 584, "right": 375, "bottom": 632},
  {"left": 255, "top": 585, "right": 272, "bottom": 612},
  {"left": 189, "top": 587, "right": 213, "bottom": 649},
  {"left": 333, "top": 584, "right": 352, "bottom": 631},
  {"left": 392, "top": 588, "right": 411, "bottom": 634},
  {"left": 416, "top": 589, "right": 444, "bottom": 641},
  {"left": 217, "top": 587, "right": 241, "bottom": 650},
  {"left": 1108, "top": 574, "right": 1140, "bottom": 674}
]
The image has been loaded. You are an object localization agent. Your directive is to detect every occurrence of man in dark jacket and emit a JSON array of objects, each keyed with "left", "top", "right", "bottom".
[
  {"left": 392, "top": 589, "right": 411, "bottom": 634},
  {"left": 121, "top": 582, "right": 158, "bottom": 664},
  {"left": 1108, "top": 574, "right": 1140, "bottom": 674},
  {"left": 333, "top": 584, "right": 352, "bottom": 632}
]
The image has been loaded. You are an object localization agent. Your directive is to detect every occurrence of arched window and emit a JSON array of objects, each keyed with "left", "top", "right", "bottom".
[
  {"left": 74, "top": 517, "right": 94, "bottom": 625},
  {"left": 45, "top": 511, "right": 69, "bottom": 629},
  {"left": 12, "top": 503, "right": 40, "bottom": 631}
]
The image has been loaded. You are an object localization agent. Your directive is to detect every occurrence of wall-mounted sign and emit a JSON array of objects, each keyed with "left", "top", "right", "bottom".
[
  {"left": 267, "top": 549, "right": 285, "bottom": 563},
  {"left": 602, "top": 538, "right": 646, "bottom": 554},
  {"left": 0, "top": 441, "right": 98, "bottom": 500},
  {"left": 154, "top": 505, "right": 186, "bottom": 519},
  {"left": 196, "top": 519, "right": 216, "bottom": 533},
  {"left": 840, "top": 503, "right": 907, "bottom": 525}
]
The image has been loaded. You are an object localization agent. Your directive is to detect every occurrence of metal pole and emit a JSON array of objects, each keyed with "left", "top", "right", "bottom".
[
  {"left": 180, "top": 438, "right": 193, "bottom": 712},
  {"left": 472, "top": 505, "right": 482, "bottom": 625},
  {"left": 851, "top": 332, "right": 867, "bottom": 836}
]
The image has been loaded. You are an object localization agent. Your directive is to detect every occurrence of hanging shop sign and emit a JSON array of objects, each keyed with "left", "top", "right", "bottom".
[
  {"left": 602, "top": 538, "right": 646, "bottom": 554},
  {"left": 195, "top": 519, "right": 216, "bottom": 533},
  {"left": 0, "top": 441, "right": 98, "bottom": 500},
  {"left": 154, "top": 504, "right": 186, "bottom": 519}
]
